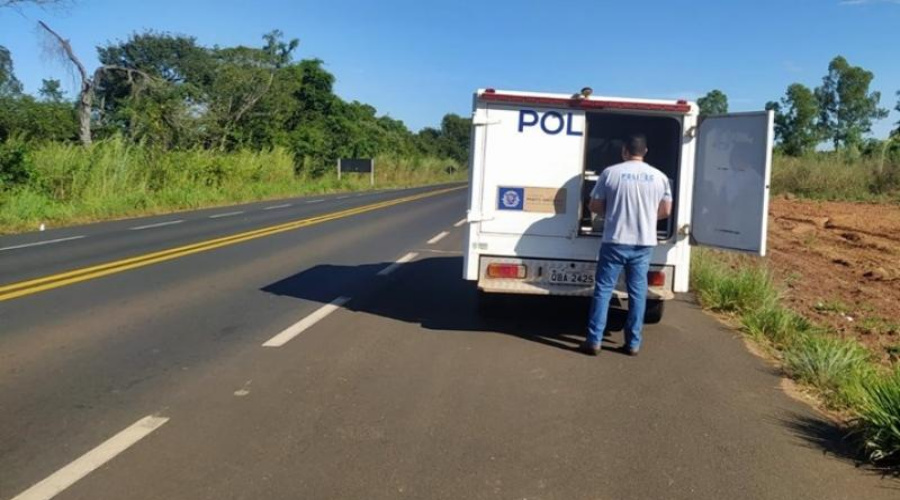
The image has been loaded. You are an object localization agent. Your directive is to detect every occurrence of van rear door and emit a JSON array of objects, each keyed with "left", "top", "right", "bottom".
[
  {"left": 477, "top": 103, "right": 585, "bottom": 238},
  {"left": 690, "top": 111, "right": 774, "bottom": 256}
]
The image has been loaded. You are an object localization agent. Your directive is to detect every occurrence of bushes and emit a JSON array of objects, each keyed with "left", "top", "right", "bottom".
[
  {"left": 0, "top": 138, "right": 36, "bottom": 189},
  {"left": 0, "top": 137, "right": 464, "bottom": 233}
]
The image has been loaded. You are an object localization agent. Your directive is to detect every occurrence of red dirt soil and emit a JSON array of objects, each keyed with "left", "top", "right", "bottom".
[{"left": 767, "top": 197, "right": 900, "bottom": 363}]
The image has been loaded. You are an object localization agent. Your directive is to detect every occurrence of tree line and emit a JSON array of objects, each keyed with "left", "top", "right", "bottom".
[
  {"left": 697, "top": 56, "right": 899, "bottom": 157},
  {"left": 0, "top": 25, "right": 471, "bottom": 176}
]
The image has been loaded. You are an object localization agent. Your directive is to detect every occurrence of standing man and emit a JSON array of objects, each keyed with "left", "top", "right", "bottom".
[{"left": 580, "top": 134, "right": 672, "bottom": 356}]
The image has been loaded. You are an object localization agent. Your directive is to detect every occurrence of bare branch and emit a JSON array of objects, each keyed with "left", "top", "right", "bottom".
[
  {"left": 38, "top": 20, "right": 88, "bottom": 84},
  {"left": 231, "top": 71, "right": 274, "bottom": 124},
  {"left": 95, "top": 64, "right": 155, "bottom": 95}
]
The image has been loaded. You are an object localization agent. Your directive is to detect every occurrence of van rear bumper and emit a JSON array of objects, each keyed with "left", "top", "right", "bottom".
[{"left": 476, "top": 255, "right": 675, "bottom": 301}]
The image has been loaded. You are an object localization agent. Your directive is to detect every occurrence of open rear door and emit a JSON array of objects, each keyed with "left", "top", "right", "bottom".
[{"left": 691, "top": 111, "right": 774, "bottom": 256}]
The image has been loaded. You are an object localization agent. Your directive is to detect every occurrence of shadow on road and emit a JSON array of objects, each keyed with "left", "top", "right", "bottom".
[
  {"left": 262, "top": 255, "right": 629, "bottom": 354},
  {"left": 779, "top": 412, "right": 900, "bottom": 481}
]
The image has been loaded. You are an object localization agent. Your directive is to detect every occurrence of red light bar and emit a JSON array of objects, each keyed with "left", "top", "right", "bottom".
[
  {"left": 486, "top": 263, "right": 527, "bottom": 279},
  {"left": 479, "top": 92, "right": 692, "bottom": 114}
]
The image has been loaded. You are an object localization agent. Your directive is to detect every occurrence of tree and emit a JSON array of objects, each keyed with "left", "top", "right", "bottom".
[
  {"left": 262, "top": 30, "right": 299, "bottom": 69},
  {"left": 39, "top": 20, "right": 153, "bottom": 146},
  {"left": 698, "top": 90, "right": 728, "bottom": 116},
  {"left": 766, "top": 84, "right": 820, "bottom": 156},
  {"left": 0, "top": 46, "right": 23, "bottom": 96},
  {"left": 815, "top": 56, "right": 888, "bottom": 150},
  {"left": 894, "top": 91, "right": 899, "bottom": 137},
  {"left": 438, "top": 113, "right": 471, "bottom": 163},
  {"left": 38, "top": 78, "right": 64, "bottom": 101}
]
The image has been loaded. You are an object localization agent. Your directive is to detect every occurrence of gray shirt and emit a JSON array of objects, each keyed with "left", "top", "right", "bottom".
[{"left": 590, "top": 160, "right": 672, "bottom": 247}]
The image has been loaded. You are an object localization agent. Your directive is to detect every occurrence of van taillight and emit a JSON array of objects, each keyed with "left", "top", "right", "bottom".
[
  {"left": 486, "top": 263, "right": 527, "bottom": 279},
  {"left": 648, "top": 271, "right": 665, "bottom": 287}
]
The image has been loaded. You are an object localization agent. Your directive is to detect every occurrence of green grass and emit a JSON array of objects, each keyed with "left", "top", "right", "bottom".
[
  {"left": 0, "top": 137, "right": 465, "bottom": 234},
  {"left": 742, "top": 303, "right": 814, "bottom": 348},
  {"left": 783, "top": 334, "right": 873, "bottom": 409},
  {"left": 690, "top": 249, "right": 773, "bottom": 314},
  {"left": 771, "top": 153, "right": 900, "bottom": 202},
  {"left": 691, "top": 249, "right": 900, "bottom": 469},
  {"left": 855, "top": 368, "right": 900, "bottom": 465}
]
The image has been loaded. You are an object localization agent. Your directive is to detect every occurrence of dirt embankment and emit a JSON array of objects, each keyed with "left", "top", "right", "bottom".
[{"left": 767, "top": 197, "right": 900, "bottom": 362}]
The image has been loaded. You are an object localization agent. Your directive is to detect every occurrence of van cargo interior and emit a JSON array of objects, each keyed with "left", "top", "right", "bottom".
[{"left": 579, "top": 112, "right": 681, "bottom": 239}]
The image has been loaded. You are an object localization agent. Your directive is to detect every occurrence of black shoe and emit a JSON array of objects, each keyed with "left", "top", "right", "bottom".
[
  {"left": 621, "top": 345, "right": 640, "bottom": 357},
  {"left": 579, "top": 342, "right": 601, "bottom": 356}
]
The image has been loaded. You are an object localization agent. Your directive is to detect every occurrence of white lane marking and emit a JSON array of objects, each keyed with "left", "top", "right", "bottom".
[
  {"left": 0, "top": 235, "right": 86, "bottom": 252},
  {"left": 336, "top": 195, "right": 350, "bottom": 200},
  {"left": 263, "top": 296, "right": 351, "bottom": 347},
  {"left": 354, "top": 193, "right": 366, "bottom": 197},
  {"left": 377, "top": 252, "right": 418, "bottom": 277},
  {"left": 264, "top": 203, "right": 292, "bottom": 210},
  {"left": 454, "top": 218, "right": 467, "bottom": 228},
  {"left": 427, "top": 231, "right": 450, "bottom": 245},
  {"left": 305, "top": 199, "right": 325, "bottom": 204},
  {"left": 11, "top": 415, "right": 169, "bottom": 500},
  {"left": 209, "top": 211, "right": 244, "bottom": 219},
  {"left": 129, "top": 220, "right": 183, "bottom": 231}
]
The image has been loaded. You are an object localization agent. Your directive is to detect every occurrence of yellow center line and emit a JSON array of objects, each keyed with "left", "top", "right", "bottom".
[{"left": 0, "top": 186, "right": 464, "bottom": 302}]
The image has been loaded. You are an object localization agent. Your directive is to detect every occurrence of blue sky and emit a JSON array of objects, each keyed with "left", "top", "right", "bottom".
[{"left": 2, "top": 0, "right": 899, "bottom": 137}]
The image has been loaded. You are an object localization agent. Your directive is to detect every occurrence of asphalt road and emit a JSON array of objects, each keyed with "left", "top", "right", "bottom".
[{"left": 1, "top": 185, "right": 897, "bottom": 500}]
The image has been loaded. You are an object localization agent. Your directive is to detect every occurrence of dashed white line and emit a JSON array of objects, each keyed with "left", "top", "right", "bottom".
[
  {"left": 0, "top": 235, "right": 86, "bottom": 252},
  {"left": 129, "top": 220, "right": 183, "bottom": 231},
  {"left": 264, "top": 203, "right": 292, "bottom": 210},
  {"left": 305, "top": 199, "right": 325, "bottom": 204},
  {"left": 336, "top": 195, "right": 350, "bottom": 200},
  {"left": 427, "top": 231, "right": 450, "bottom": 245},
  {"left": 11, "top": 415, "right": 169, "bottom": 500},
  {"left": 209, "top": 211, "right": 244, "bottom": 219},
  {"left": 262, "top": 296, "right": 351, "bottom": 347},
  {"left": 454, "top": 218, "right": 467, "bottom": 228},
  {"left": 377, "top": 252, "right": 418, "bottom": 277}
]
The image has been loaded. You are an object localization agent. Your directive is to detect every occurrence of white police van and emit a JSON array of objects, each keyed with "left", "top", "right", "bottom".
[{"left": 463, "top": 88, "right": 774, "bottom": 322}]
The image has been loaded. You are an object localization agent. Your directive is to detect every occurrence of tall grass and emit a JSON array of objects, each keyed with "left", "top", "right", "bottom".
[
  {"left": 771, "top": 153, "right": 900, "bottom": 201},
  {"left": 783, "top": 334, "right": 873, "bottom": 409},
  {"left": 856, "top": 368, "right": 900, "bottom": 465},
  {"left": 0, "top": 137, "right": 464, "bottom": 233},
  {"left": 691, "top": 249, "right": 900, "bottom": 469},
  {"left": 690, "top": 249, "right": 772, "bottom": 314}
]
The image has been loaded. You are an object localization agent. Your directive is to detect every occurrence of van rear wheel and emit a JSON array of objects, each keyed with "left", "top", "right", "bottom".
[{"left": 644, "top": 300, "right": 665, "bottom": 324}]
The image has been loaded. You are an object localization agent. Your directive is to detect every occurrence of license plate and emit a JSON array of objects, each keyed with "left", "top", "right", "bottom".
[{"left": 549, "top": 268, "right": 595, "bottom": 286}]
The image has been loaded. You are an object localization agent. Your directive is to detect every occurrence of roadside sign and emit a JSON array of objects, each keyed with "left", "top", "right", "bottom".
[{"left": 338, "top": 158, "right": 375, "bottom": 185}]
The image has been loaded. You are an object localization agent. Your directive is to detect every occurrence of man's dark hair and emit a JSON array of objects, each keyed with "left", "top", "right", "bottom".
[{"left": 623, "top": 134, "right": 648, "bottom": 156}]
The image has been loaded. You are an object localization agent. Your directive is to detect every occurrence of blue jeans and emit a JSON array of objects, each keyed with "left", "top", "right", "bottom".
[{"left": 586, "top": 243, "right": 653, "bottom": 350}]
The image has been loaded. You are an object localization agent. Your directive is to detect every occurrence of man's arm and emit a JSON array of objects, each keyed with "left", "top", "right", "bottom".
[
  {"left": 657, "top": 176, "right": 673, "bottom": 219},
  {"left": 657, "top": 199, "right": 672, "bottom": 220},
  {"left": 589, "top": 170, "right": 607, "bottom": 216}
]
